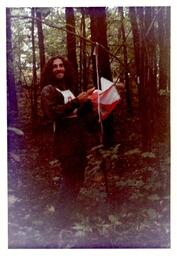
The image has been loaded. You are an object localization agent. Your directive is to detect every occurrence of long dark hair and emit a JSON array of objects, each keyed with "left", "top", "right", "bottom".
[{"left": 40, "top": 55, "right": 75, "bottom": 91}]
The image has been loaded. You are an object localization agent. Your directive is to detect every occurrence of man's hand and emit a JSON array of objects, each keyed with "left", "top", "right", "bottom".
[
  {"left": 86, "top": 87, "right": 95, "bottom": 96},
  {"left": 77, "top": 92, "right": 88, "bottom": 102},
  {"left": 77, "top": 87, "right": 95, "bottom": 103}
]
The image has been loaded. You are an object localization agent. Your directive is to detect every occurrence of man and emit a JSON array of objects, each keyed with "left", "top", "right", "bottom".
[{"left": 41, "top": 55, "right": 97, "bottom": 218}]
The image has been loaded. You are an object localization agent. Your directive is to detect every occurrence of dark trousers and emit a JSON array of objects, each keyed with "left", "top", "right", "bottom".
[{"left": 59, "top": 154, "right": 86, "bottom": 203}]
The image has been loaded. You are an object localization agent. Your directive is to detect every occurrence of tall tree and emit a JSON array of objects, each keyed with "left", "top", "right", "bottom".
[
  {"left": 79, "top": 8, "right": 87, "bottom": 91},
  {"left": 89, "top": 7, "right": 112, "bottom": 87},
  {"left": 6, "top": 8, "right": 18, "bottom": 122},
  {"left": 145, "top": 7, "right": 158, "bottom": 142},
  {"left": 119, "top": 7, "right": 132, "bottom": 115},
  {"left": 65, "top": 7, "right": 78, "bottom": 94},
  {"left": 36, "top": 8, "right": 46, "bottom": 74},
  {"left": 130, "top": 7, "right": 159, "bottom": 151},
  {"left": 31, "top": 7, "right": 38, "bottom": 121},
  {"left": 158, "top": 7, "right": 170, "bottom": 90},
  {"left": 157, "top": 7, "right": 170, "bottom": 139},
  {"left": 165, "top": 7, "right": 170, "bottom": 91},
  {"left": 89, "top": 7, "right": 113, "bottom": 147},
  {"left": 137, "top": 7, "right": 152, "bottom": 151},
  {"left": 129, "top": 7, "right": 141, "bottom": 86}
]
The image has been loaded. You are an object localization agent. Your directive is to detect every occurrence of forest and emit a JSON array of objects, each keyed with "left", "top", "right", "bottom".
[{"left": 7, "top": 7, "right": 170, "bottom": 248}]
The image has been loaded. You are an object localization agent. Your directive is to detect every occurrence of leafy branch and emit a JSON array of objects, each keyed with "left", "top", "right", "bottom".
[{"left": 11, "top": 14, "right": 126, "bottom": 69}]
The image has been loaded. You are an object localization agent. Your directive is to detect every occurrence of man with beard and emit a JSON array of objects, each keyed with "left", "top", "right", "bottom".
[{"left": 41, "top": 55, "right": 98, "bottom": 222}]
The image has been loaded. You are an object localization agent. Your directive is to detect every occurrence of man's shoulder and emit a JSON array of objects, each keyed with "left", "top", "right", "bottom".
[
  {"left": 42, "top": 84, "right": 53, "bottom": 91},
  {"left": 41, "top": 84, "right": 56, "bottom": 96}
]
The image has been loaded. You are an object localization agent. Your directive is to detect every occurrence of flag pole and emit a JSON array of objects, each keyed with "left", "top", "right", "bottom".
[
  {"left": 94, "top": 42, "right": 110, "bottom": 198},
  {"left": 94, "top": 42, "right": 104, "bottom": 144}
]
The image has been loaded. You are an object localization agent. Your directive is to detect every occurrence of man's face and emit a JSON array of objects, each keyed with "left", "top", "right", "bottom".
[{"left": 52, "top": 58, "right": 65, "bottom": 80}]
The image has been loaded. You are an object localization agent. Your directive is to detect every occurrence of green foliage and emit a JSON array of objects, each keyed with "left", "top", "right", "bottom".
[
  {"left": 116, "top": 179, "right": 144, "bottom": 188},
  {"left": 10, "top": 7, "right": 136, "bottom": 89},
  {"left": 141, "top": 152, "right": 156, "bottom": 158},
  {"left": 8, "top": 124, "right": 170, "bottom": 248},
  {"left": 158, "top": 89, "right": 170, "bottom": 96},
  {"left": 86, "top": 143, "right": 121, "bottom": 175},
  {"left": 11, "top": 8, "right": 37, "bottom": 85},
  {"left": 43, "top": 8, "right": 67, "bottom": 58},
  {"left": 124, "top": 147, "right": 141, "bottom": 155}
]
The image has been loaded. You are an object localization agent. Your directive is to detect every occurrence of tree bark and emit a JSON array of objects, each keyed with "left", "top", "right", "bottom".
[
  {"left": 157, "top": 7, "right": 170, "bottom": 140},
  {"left": 119, "top": 7, "right": 132, "bottom": 115},
  {"left": 6, "top": 8, "right": 18, "bottom": 122},
  {"left": 165, "top": 7, "right": 170, "bottom": 91},
  {"left": 137, "top": 7, "right": 152, "bottom": 151},
  {"left": 145, "top": 7, "right": 158, "bottom": 143},
  {"left": 65, "top": 7, "right": 78, "bottom": 94},
  {"left": 31, "top": 8, "right": 38, "bottom": 121},
  {"left": 36, "top": 8, "right": 45, "bottom": 75},
  {"left": 81, "top": 9, "right": 87, "bottom": 91},
  {"left": 89, "top": 7, "right": 112, "bottom": 87},
  {"left": 158, "top": 7, "right": 170, "bottom": 91},
  {"left": 89, "top": 7, "right": 113, "bottom": 147},
  {"left": 134, "top": 7, "right": 159, "bottom": 151}
]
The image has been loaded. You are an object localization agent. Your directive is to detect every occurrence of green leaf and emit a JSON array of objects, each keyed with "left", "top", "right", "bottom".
[
  {"left": 75, "top": 230, "right": 86, "bottom": 237},
  {"left": 108, "top": 214, "right": 121, "bottom": 225},
  {"left": 124, "top": 148, "right": 141, "bottom": 155},
  {"left": 90, "top": 144, "right": 103, "bottom": 151},
  {"left": 141, "top": 152, "right": 156, "bottom": 158},
  {"left": 146, "top": 208, "right": 157, "bottom": 219},
  {"left": 116, "top": 180, "right": 127, "bottom": 187},
  {"left": 52, "top": 176, "right": 60, "bottom": 181},
  {"left": 108, "top": 214, "right": 117, "bottom": 222},
  {"left": 46, "top": 205, "right": 55, "bottom": 213},
  {"left": 49, "top": 159, "right": 60, "bottom": 167},
  {"left": 111, "top": 154, "right": 118, "bottom": 160},
  {"left": 148, "top": 194, "right": 160, "bottom": 201}
]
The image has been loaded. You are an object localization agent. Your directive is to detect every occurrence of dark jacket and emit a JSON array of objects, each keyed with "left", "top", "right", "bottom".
[{"left": 41, "top": 84, "right": 98, "bottom": 160}]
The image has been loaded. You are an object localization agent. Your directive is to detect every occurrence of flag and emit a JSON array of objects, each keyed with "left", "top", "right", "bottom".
[
  {"left": 55, "top": 88, "right": 75, "bottom": 104},
  {"left": 89, "top": 77, "right": 121, "bottom": 120},
  {"left": 55, "top": 88, "right": 77, "bottom": 117}
]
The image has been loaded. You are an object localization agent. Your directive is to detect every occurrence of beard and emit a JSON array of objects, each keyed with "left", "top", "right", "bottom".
[
  {"left": 54, "top": 71, "right": 65, "bottom": 80},
  {"left": 53, "top": 75, "right": 66, "bottom": 90}
]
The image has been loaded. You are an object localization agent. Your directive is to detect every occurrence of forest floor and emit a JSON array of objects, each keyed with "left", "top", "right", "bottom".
[{"left": 8, "top": 112, "right": 170, "bottom": 249}]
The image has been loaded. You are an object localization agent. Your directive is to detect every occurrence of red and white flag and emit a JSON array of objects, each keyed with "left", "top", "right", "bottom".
[{"left": 89, "top": 77, "right": 121, "bottom": 120}]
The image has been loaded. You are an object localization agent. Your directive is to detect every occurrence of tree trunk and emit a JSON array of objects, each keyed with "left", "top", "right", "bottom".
[
  {"left": 145, "top": 7, "right": 158, "bottom": 143},
  {"left": 129, "top": 7, "right": 145, "bottom": 147},
  {"left": 81, "top": 9, "right": 87, "bottom": 91},
  {"left": 129, "top": 7, "right": 141, "bottom": 86},
  {"left": 165, "top": 7, "right": 170, "bottom": 91},
  {"left": 129, "top": 7, "right": 142, "bottom": 110},
  {"left": 157, "top": 7, "right": 170, "bottom": 140},
  {"left": 65, "top": 7, "right": 78, "bottom": 94},
  {"left": 158, "top": 7, "right": 170, "bottom": 91},
  {"left": 135, "top": 7, "right": 159, "bottom": 151},
  {"left": 137, "top": 7, "right": 152, "bottom": 151},
  {"left": 6, "top": 8, "right": 18, "bottom": 123},
  {"left": 89, "top": 8, "right": 97, "bottom": 87},
  {"left": 119, "top": 7, "right": 132, "bottom": 115},
  {"left": 79, "top": 20, "right": 83, "bottom": 91},
  {"left": 89, "top": 7, "right": 112, "bottom": 87},
  {"left": 36, "top": 8, "right": 45, "bottom": 75},
  {"left": 89, "top": 7, "right": 113, "bottom": 147},
  {"left": 31, "top": 8, "right": 38, "bottom": 121}
]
